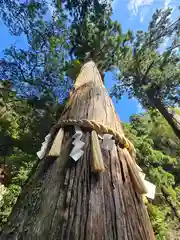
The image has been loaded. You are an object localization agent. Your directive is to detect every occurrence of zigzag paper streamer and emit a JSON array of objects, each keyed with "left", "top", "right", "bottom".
[
  {"left": 70, "top": 126, "right": 85, "bottom": 161},
  {"left": 144, "top": 180, "right": 156, "bottom": 200},
  {"left": 101, "top": 134, "right": 115, "bottom": 151},
  {"left": 137, "top": 164, "right": 156, "bottom": 200},
  {"left": 37, "top": 133, "right": 51, "bottom": 159}
]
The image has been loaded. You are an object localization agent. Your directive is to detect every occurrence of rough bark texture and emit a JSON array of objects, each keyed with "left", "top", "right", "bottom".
[{"left": 1, "top": 61, "right": 155, "bottom": 240}]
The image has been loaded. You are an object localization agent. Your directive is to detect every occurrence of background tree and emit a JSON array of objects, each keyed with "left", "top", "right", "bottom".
[
  {"left": 112, "top": 8, "right": 180, "bottom": 139},
  {"left": 0, "top": 0, "right": 70, "bottom": 226}
]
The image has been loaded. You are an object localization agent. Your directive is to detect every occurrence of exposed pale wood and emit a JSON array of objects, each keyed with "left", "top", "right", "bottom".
[
  {"left": 91, "top": 130, "right": 105, "bottom": 172},
  {"left": 48, "top": 128, "right": 64, "bottom": 156},
  {"left": 1, "top": 61, "right": 155, "bottom": 240},
  {"left": 123, "top": 148, "right": 148, "bottom": 194}
]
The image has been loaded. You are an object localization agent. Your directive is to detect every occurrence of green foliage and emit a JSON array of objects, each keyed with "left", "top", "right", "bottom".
[
  {"left": 0, "top": 184, "right": 21, "bottom": 226},
  {"left": 148, "top": 204, "right": 169, "bottom": 239},
  {"left": 65, "top": 0, "right": 132, "bottom": 78},
  {"left": 0, "top": 82, "right": 64, "bottom": 229},
  {"left": 0, "top": 163, "right": 33, "bottom": 228},
  {"left": 0, "top": 2, "right": 68, "bottom": 228},
  {"left": 123, "top": 112, "right": 180, "bottom": 239},
  {"left": 149, "top": 167, "right": 175, "bottom": 187},
  {"left": 0, "top": 0, "right": 48, "bottom": 36}
]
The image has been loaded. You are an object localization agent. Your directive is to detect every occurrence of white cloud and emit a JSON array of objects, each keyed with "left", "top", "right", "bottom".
[
  {"left": 139, "top": 7, "right": 149, "bottom": 23},
  {"left": 128, "top": 0, "right": 154, "bottom": 16},
  {"left": 164, "top": 0, "right": 172, "bottom": 9},
  {"left": 140, "top": 11, "right": 145, "bottom": 23}
]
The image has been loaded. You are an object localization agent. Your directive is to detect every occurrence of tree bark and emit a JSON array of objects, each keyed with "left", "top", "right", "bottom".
[
  {"left": 0, "top": 61, "right": 155, "bottom": 240},
  {"left": 150, "top": 97, "right": 180, "bottom": 140}
]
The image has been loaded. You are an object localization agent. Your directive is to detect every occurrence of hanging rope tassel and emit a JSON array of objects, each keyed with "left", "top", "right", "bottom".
[
  {"left": 91, "top": 130, "right": 105, "bottom": 173},
  {"left": 123, "top": 148, "right": 148, "bottom": 194},
  {"left": 48, "top": 128, "right": 64, "bottom": 157}
]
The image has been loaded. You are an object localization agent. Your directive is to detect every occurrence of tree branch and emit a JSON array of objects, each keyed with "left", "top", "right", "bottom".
[
  {"left": 143, "top": 18, "right": 179, "bottom": 50},
  {"left": 141, "top": 61, "right": 155, "bottom": 85}
]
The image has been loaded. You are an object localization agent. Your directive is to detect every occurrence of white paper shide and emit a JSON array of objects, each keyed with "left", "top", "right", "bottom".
[
  {"left": 137, "top": 164, "right": 156, "bottom": 200},
  {"left": 101, "top": 134, "right": 115, "bottom": 151},
  {"left": 143, "top": 179, "right": 156, "bottom": 200},
  {"left": 37, "top": 133, "right": 52, "bottom": 159},
  {"left": 70, "top": 126, "right": 85, "bottom": 161}
]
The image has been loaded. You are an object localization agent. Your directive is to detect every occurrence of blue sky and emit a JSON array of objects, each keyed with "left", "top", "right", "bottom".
[{"left": 0, "top": 0, "right": 179, "bottom": 122}]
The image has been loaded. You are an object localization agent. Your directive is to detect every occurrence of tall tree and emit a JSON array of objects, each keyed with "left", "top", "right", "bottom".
[
  {"left": 0, "top": 61, "right": 155, "bottom": 239},
  {"left": 111, "top": 8, "right": 180, "bottom": 139},
  {"left": 0, "top": 1, "right": 155, "bottom": 238}
]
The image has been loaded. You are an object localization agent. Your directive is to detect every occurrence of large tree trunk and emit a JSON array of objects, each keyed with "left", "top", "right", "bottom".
[
  {"left": 1, "top": 61, "right": 155, "bottom": 240},
  {"left": 151, "top": 97, "right": 180, "bottom": 140}
]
